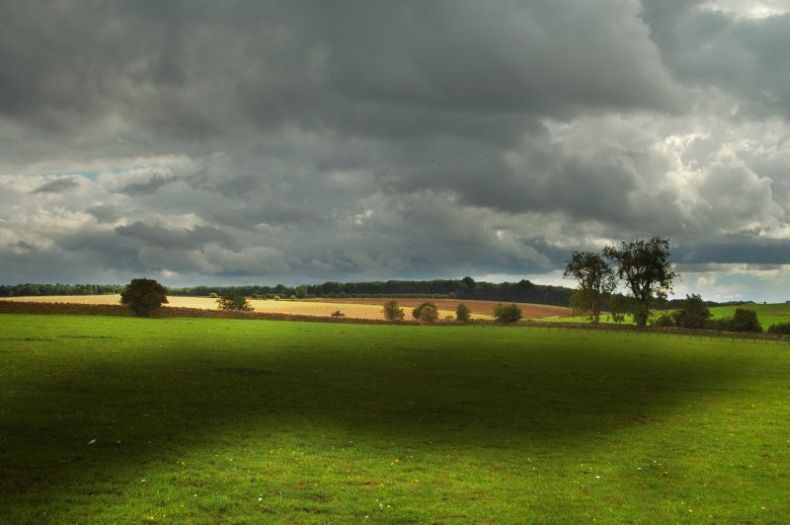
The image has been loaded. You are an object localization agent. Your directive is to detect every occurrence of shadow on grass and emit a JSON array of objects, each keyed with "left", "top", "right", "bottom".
[{"left": 0, "top": 322, "right": 743, "bottom": 511}]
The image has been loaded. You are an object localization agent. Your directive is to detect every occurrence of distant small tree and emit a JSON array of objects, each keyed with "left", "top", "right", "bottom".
[
  {"left": 455, "top": 303, "right": 471, "bottom": 323},
  {"left": 216, "top": 295, "right": 253, "bottom": 312},
  {"left": 417, "top": 304, "right": 439, "bottom": 323},
  {"left": 412, "top": 302, "right": 437, "bottom": 320},
  {"left": 120, "top": 278, "right": 168, "bottom": 316},
  {"left": 494, "top": 303, "right": 522, "bottom": 323},
  {"left": 672, "top": 294, "right": 711, "bottom": 329},
  {"left": 767, "top": 322, "right": 790, "bottom": 335},
  {"left": 603, "top": 238, "right": 676, "bottom": 328},
  {"left": 564, "top": 251, "right": 616, "bottom": 324},
  {"left": 651, "top": 313, "right": 675, "bottom": 327},
  {"left": 729, "top": 309, "right": 762, "bottom": 333},
  {"left": 383, "top": 300, "right": 404, "bottom": 321}
]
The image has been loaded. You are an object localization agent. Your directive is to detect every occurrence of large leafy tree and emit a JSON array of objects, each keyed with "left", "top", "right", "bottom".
[
  {"left": 563, "top": 251, "right": 616, "bottom": 324},
  {"left": 120, "top": 278, "right": 168, "bottom": 316},
  {"left": 603, "top": 238, "right": 676, "bottom": 327}
]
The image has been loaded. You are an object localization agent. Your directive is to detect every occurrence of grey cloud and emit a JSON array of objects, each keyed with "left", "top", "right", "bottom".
[
  {"left": 675, "top": 238, "right": 790, "bottom": 265},
  {"left": 0, "top": 1, "right": 788, "bottom": 302},
  {"left": 120, "top": 174, "right": 176, "bottom": 195},
  {"left": 32, "top": 178, "right": 79, "bottom": 193},
  {"left": 642, "top": 1, "right": 790, "bottom": 117},
  {"left": 115, "top": 221, "right": 241, "bottom": 251},
  {"left": 86, "top": 205, "right": 120, "bottom": 223}
]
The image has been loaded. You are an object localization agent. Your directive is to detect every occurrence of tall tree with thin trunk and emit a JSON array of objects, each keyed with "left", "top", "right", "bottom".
[
  {"left": 603, "top": 238, "right": 676, "bottom": 327},
  {"left": 563, "top": 251, "right": 616, "bottom": 324}
]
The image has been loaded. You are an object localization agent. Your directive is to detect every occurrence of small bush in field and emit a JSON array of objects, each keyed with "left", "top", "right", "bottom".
[
  {"left": 417, "top": 304, "right": 439, "bottom": 323},
  {"left": 412, "top": 302, "right": 437, "bottom": 320},
  {"left": 331, "top": 310, "right": 345, "bottom": 318},
  {"left": 713, "top": 309, "right": 762, "bottom": 333},
  {"left": 767, "top": 322, "right": 790, "bottom": 335},
  {"left": 672, "top": 294, "right": 711, "bottom": 329},
  {"left": 494, "top": 303, "right": 522, "bottom": 323},
  {"left": 455, "top": 303, "right": 471, "bottom": 323},
  {"left": 216, "top": 295, "right": 253, "bottom": 312},
  {"left": 383, "top": 300, "right": 404, "bottom": 321},
  {"left": 729, "top": 309, "right": 762, "bottom": 333},
  {"left": 651, "top": 313, "right": 675, "bottom": 327}
]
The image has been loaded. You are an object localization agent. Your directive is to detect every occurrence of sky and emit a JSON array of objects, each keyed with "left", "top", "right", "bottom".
[{"left": 0, "top": 0, "right": 788, "bottom": 302}]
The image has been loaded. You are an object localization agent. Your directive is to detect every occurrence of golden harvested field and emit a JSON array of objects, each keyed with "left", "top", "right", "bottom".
[
  {"left": 3, "top": 295, "right": 493, "bottom": 321},
  {"left": 305, "top": 297, "right": 570, "bottom": 318}
]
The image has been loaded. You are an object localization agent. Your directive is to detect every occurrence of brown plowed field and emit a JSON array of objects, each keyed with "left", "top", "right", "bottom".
[{"left": 305, "top": 298, "right": 570, "bottom": 318}]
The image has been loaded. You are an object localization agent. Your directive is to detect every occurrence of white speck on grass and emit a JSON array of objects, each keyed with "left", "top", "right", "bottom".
[{"left": 88, "top": 439, "right": 96, "bottom": 445}]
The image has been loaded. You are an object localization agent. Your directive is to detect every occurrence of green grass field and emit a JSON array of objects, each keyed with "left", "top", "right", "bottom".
[{"left": 1, "top": 314, "right": 788, "bottom": 523}]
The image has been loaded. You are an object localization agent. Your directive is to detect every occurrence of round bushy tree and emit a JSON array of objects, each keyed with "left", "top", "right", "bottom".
[
  {"left": 412, "top": 302, "right": 437, "bottom": 320},
  {"left": 494, "top": 303, "right": 522, "bottom": 323},
  {"left": 417, "top": 304, "right": 439, "bottom": 323},
  {"left": 767, "top": 322, "right": 790, "bottom": 335},
  {"left": 455, "top": 303, "right": 471, "bottom": 323},
  {"left": 672, "top": 294, "right": 711, "bottom": 329},
  {"left": 216, "top": 295, "right": 253, "bottom": 312},
  {"left": 730, "top": 308, "right": 762, "bottom": 333},
  {"left": 120, "top": 278, "right": 168, "bottom": 316},
  {"left": 382, "top": 300, "right": 404, "bottom": 321}
]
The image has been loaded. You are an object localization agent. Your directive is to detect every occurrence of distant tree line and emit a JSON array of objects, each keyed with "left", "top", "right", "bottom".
[
  {"left": 0, "top": 279, "right": 575, "bottom": 305},
  {"left": 0, "top": 283, "right": 123, "bottom": 296},
  {"left": 166, "top": 278, "right": 576, "bottom": 306}
]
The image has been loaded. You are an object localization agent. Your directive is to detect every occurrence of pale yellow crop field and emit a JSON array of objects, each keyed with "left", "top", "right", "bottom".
[{"left": 3, "top": 295, "right": 490, "bottom": 320}]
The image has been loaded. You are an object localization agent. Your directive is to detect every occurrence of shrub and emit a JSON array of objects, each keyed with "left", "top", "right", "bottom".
[
  {"left": 729, "top": 309, "right": 762, "bottom": 333},
  {"left": 651, "top": 313, "right": 675, "bottom": 327},
  {"left": 672, "top": 294, "right": 711, "bottom": 329},
  {"left": 455, "top": 303, "right": 471, "bottom": 323},
  {"left": 382, "top": 300, "right": 404, "bottom": 321},
  {"left": 417, "top": 304, "right": 439, "bottom": 323},
  {"left": 331, "top": 310, "right": 345, "bottom": 318},
  {"left": 494, "top": 303, "right": 522, "bottom": 323},
  {"left": 216, "top": 295, "right": 253, "bottom": 312},
  {"left": 120, "top": 278, "right": 168, "bottom": 316},
  {"left": 412, "top": 302, "right": 437, "bottom": 320},
  {"left": 767, "top": 322, "right": 790, "bottom": 335},
  {"left": 712, "top": 309, "right": 763, "bottom": 333}
]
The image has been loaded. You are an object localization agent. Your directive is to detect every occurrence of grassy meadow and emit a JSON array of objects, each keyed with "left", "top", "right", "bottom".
[{"left": 1, "top": 314, "right": 788, "bottom": 523}]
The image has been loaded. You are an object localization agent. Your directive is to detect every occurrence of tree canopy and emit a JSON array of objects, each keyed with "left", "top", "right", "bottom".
[{"left": 603, "top": 238, "right": 676, "bottom": 327}]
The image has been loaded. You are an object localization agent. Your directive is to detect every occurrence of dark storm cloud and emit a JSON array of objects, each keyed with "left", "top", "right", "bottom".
[
  {"left": 676, "top": 238, "right": 790, "bottom": 265},
  {"left": 115, "top": 222, "right": 241, "bottom": 251},
  {"left": 119, "top": 174, "right": 177, "bottom": 196},
  {"left": 32, "top": 178, "right": 79, "bottom": 193},
  {"left": 0, "top": 1, "right": 788, "bottom": 301},
  {"left": 642, "top": 1, "right": 790, "bottom": 117}
]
